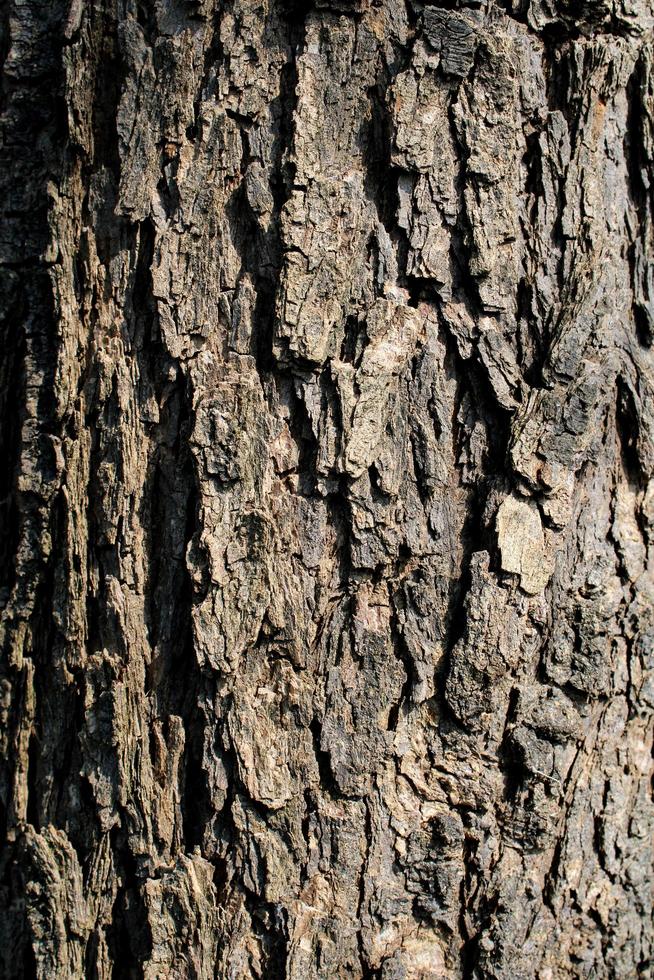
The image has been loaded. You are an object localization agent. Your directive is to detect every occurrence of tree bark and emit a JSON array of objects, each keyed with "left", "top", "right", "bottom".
[{"left": 1, "top": 0, "right": 653, "bottom": 977}]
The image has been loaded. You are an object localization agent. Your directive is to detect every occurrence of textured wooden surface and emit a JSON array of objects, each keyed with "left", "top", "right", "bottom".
[{"left": 1, "top": 0, "right": 653, "bottom": 976}]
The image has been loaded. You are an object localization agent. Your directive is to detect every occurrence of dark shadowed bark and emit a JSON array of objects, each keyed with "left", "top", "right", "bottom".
[{"left": 1, "top": 0, "right": 653, "bottom": 977}]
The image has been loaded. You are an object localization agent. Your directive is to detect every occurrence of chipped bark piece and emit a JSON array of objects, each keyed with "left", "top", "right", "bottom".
[
  {"left": 423, "top": 9, "right": 478, "bottom": 79},
  {"left": 342, "top": 299, "right": 424, "bottom": 478},
  {"left": 496, "top": 495, "right": 552, "bottom": 595}
]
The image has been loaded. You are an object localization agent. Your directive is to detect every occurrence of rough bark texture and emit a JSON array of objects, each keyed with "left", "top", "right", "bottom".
[{"left": 1, "top": 0, "right": 653, "bottom": 977}]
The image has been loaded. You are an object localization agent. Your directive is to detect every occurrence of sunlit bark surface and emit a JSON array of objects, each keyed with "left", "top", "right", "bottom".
[{"left": 1, "top": 0, "right": 653, "bottom": 976}]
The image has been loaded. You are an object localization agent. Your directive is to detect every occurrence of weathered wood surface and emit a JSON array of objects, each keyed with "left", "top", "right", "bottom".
[{"left": 1, "top": 0, "right": 653, "bottom": 976}]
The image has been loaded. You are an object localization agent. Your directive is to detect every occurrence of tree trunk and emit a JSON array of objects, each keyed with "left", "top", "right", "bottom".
[{"left": 1, "top": 0, "right": 653, "bottom": 977}]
